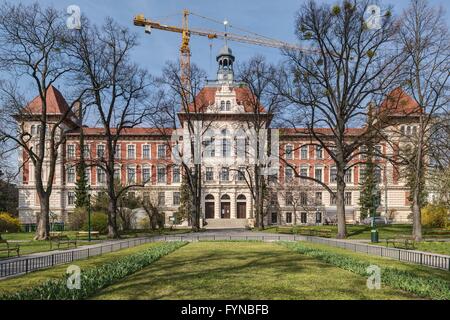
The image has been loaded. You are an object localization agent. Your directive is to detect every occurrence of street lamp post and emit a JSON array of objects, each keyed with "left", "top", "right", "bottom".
[
  {"left": 87, "top": 186, "right": 92, "bottom": 242},
  {"left": 371, "top": 188, "right": 379, "bottom": 243}
]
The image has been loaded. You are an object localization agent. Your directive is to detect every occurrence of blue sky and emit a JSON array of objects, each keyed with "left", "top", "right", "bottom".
[{"left": 14, "top": 0, "right": 450, "bottom": 79}]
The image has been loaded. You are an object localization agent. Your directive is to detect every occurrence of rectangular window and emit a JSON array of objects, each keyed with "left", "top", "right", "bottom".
[
  {"left": 237, "top": 167, "right": 245, "bottom": 181},
  {"left": 67, "top": 145, "right": 75, "bottom": 159},
  {"left": 143, "top": 145, "right": 151, "bottom": 159},
  {"left": 271, "top": 212, "right": 277, "bottom": 224},
  {"left": 143, "top": 192, "right": 150, "bottom": 204},
  {"left": 315, "top": 146, "right": 323, "bottom": 159},
  {"left": 67, "top": 192, "right": 75, "bottom": 206},
  {"left": 114, "top": 167, "right": 121, "bottom": 182},
  {"left": 83, "top": 145, "right": 90, "bottom": 158},
  {"left": 157, "top": 145, "right": 166, "bottom": 159},
  {"left": 158, "top": 192, "right": 165, "bottom": 206},
  {"left": 330, "top": 166, "right": 337, "bottom": 183},
  {"left": 222, "top": 139, "right": 231, "bottom": 157},
  {"left": 360, "top": 145, "right": 368, "bottom": 160},
  {"left": 300, "top": 167, "right": 308, "bottom": 177},
  {"left": 97, "top": 167, "right": 106, "bottom": 184},
  {"left": 374, "top": 166, "right": 382, "bottom": 183},
  {"left": 344, "top": 169, "right": 352, "bottom": 183},
  {"left": 285, "top": 192, "right": 293, "bottom": 206},
  {"left": 220, "top": 167, "right": 229, "bottom": 181},
  {"left": 236, "top": 139, "right": 247, "bottom": 158},
  {"left": 300, "top": 145, "right": 308, "bottom": 160},
  {"left": 157, "top": 166, "right": 166, "bottom": 183},
  {"left": 114, "top": 144, "right": 121, "bottom": 159},
  {"left": 375, "top": 145, "right": 382, "bottom": 160},
  {"left": 285, "top": 145, "right": 293, "bottom": 160},
  {"left": 206, "top": 167, "right": 214, "bottom": 181},
  {"left": 345, "top": 192, "right": 352, "bottom": 205},
  {"left": 330, "top": 194, "right": 337, "bottom": 205},
  {"left": 300, "top": 192, "right": 308, "bottom": 205},
  {"left": 67, "top": 167, "right": 75, "bottom": 183},
  {"left": 173, "top": 192, "right": 180, "bottom": 206},
  {"left": 172, "top": 165, "right": 180, "bottom": 183},
  {"left": 315, "top": 167, "right": 323, "bottom": 182},
  {"left": 286, "top": 212, "right": 292, "bottom": 224},
  {"left": 315, "top": 192, "right": 322, "bottom": 205},
  {"left": 300, "top": 212, "right": 307, "bottom": 224},
  {"left": 359, "top": 165, "right": 367, "bottom": 182},
  {"left": 204, "top": 138, "right": 215, "bottom": 157},
  {"left": 142, "top": 167, "right": 151, "bottom": 183},
  {"left": 84, "top": 168, "right": 90, "bottom": 184},
  {"left": 127, "top": 167, "right": 136, "bottom": 183},
  {"left": 127, "top": 145, "right": 135, "bottom": 159},
  {"left": 285, "top": 167, "right": 293, "bottom": 182},
  {"left": 97, "top": 144, "right": 105, "bottom": 158}
]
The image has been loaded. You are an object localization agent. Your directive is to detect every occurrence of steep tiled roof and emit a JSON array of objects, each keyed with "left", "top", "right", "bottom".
[
  {"left": 379, "top": 88, "right": 421, "bottom": 116},
  {"left": 187, "top": 85, "right": 265, "bottom": 113},
  {"left": 23, "top": 85, "right": 74, "bottom": 116}
]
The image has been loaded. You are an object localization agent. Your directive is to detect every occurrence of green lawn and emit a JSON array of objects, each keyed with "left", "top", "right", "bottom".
[
  {"left": 93, "top": 242, "right": 419, "bottom": 300},
  {"left": 0, "top": 242, "right": 167, "bottom": 294},
  {"left": 263, "top": 224, "right": 450, "bottom": 240}
]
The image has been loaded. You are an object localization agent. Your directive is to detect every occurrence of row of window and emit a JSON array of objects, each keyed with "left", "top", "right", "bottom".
[
  {"left": 66, "top": 165, "right": 181, "bottom": 185},
  {"left": 283, "top": 165, "right": 382, "bottom": 184},
  {"left": 278, "top": 212, "right": 322, "bottom": 224},
  {"left": 284, "top": 145, "right": 383, "bottom": 160},
  {"left": 282, "top": 191, "right": 354, "bottom": 206},
  {"left": 67, "top": 191, "right": 181, "bottom": 207},
  {"left": 205, "top": 167, "right": 246, "bottom": 182},
  {"left": 67, "top": 144, "right": 167, "bottom": 160}
]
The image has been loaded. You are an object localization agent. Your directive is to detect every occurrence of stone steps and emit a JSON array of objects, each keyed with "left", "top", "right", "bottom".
[{"left": 204, "top": 218, "right": 248, "bottom": 229}]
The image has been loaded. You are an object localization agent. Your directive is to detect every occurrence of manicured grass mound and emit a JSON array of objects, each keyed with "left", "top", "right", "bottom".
[
  {"left": 281, "top": 242, "right": 450, "bottom": 300},
  {"left": 0, "top": 241, "right": 186, "bottom": 300},
  {"left": 93, "top": 242, "right": 418, "bottom": 300}
]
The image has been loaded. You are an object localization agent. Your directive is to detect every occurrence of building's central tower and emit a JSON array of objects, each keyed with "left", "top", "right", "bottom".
[{"left": 216, "top": 45, "right": 235, "bottom": 84}]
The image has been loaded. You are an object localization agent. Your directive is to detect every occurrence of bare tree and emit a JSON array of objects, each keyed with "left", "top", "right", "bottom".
[
  {"left": 397, "top": 0, "right": 450, "bottom": 240},
  {"left": 0, "top": 3, "right": 82, "bottom": 239},
  {"left": 277, "top": 0, "right": 405, "bottom": 238},
  {"left": 234, "top": 56, "right": 284, "bottom": 229},
  {"left": 149, "top": 62, "right": 217, "bottom": 230},
  {"left": 68, "top": 18, "right": 152, "bottom": 238}
]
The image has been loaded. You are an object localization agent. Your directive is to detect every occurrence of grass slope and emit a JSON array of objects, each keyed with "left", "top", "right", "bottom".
[{"left": 93, "top": 242, "right": 418, "bottom": 300}]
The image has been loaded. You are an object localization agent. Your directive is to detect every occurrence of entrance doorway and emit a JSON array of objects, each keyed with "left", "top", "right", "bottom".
[
  {"left": 205, "top": 194, "right": 215, "bottom": 219},
  {"left": 221, "top": 194, "right": 230, "bottom": 219},
  {"left": 236, "top": 194, "right": 246, "bottom": 218}
]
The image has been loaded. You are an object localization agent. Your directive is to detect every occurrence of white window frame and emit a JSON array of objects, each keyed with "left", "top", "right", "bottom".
[
  {"left": 142, "top": 144, "right": 151, "bottom": 160},
  {"left": 127, "top": 144, "right": 136, "bottom": 160}
]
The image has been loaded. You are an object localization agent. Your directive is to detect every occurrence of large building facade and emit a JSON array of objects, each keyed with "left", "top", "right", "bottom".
[{"left": 17, "top": 47, "right": 419, "bottom": 229}]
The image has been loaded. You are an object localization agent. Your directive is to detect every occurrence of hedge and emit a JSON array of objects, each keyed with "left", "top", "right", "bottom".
[
  {"left": 0, "top": 212, "right": 21, "bottom": 233},
  {"left": 0, "top": 241, "right": 186, "bottom": 300},
  {"left": 281, "top": 242, "right": 450, "bottom": 300}
]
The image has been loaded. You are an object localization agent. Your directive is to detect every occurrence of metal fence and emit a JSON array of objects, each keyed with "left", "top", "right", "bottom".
[
  {"left": 1, "top": 234, "right": 449, "bottom": 279},
  {"left": 0, "top": 237, "right": 155, "bottom": 279},
  {"left": 151, "top": 234, "right": 450, "bottom": 271}
]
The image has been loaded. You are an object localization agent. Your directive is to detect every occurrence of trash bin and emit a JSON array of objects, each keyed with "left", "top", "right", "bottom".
[{"left": 371, "top": 229, "right": 379, "bottom": 243}]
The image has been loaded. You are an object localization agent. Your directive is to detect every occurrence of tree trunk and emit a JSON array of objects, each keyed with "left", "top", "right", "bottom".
[
  {"left": 35, "top": 195, "right": 50, "bottom": 240},
  {"left": 107, "top": 199, "right": 120, "bottom": 238},
  {"left": 412, "top": 186, "right": 422, "bottom": 241},
  {"left": 336, "top": 167, "right": 347, "bottom": 239}
]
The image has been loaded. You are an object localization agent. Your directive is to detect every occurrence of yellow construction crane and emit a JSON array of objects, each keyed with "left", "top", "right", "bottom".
[{"left": 133, "top": 10, "right": 310, "bottom": 88}]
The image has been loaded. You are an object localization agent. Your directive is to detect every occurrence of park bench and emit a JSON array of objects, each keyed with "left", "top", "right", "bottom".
[
  {"left": 49, "top": 234, "right": 77, "bottom": 250},
  {"left": 386, "top": 235, "right": 416, "bottom": 250},
  {"left": 0, "top": 239, "right": 20, "bottom": 258},
  {"left": 76, "top": 231, "right": 100, "bottom": 240},
  {"left": 293, "top": 228, "right": 332, "bottom": 238}
]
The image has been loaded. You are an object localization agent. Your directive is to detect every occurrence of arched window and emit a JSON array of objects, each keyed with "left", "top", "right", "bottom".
[
  {"left": 30, "top": 125, "right": 36, "bottom": 135},
  {"left": 220, "top": 101, "right": 225, "bottom": 111},
  {"left": 237, "top": 194, "right": 246, "bottom": 201},
  {"left": 226, "top": 101, "right": 231, "bottom": 111},
  {"left": 221, "top": 194, "right": 230, "bottom": 200},
  {"left": 205, "top": 194, "right": 214, "bottom": 200},
  {"left": 222, "top": 138, "right": 231, "bottom": 157}
]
